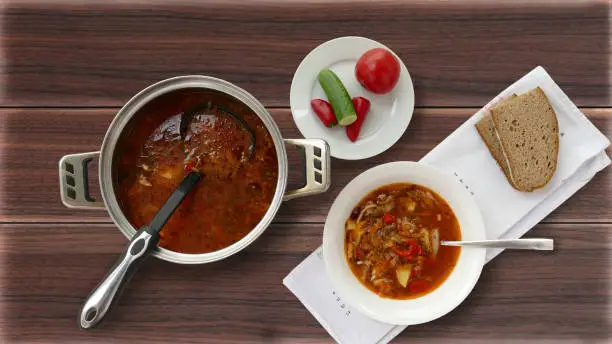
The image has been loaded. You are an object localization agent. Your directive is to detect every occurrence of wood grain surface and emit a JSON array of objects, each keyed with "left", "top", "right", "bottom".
[
  {"left": 1, "top": 0, "right": 609, "bottom": 107},
  {"left": 0, "top": 108, "right": 609, "bottom": 223},
  {"left": 1, "top": 0, "right": 611, "bottom": 343},
  {"left": 2, "top": 223, "right": 610, "bottom": 343}
]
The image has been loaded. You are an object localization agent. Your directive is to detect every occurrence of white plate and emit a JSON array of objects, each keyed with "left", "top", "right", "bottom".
[
  {"left": 290, "top": 37, "right": 415, "bottom": 160},
  {"left": 322, "top": 161, "right": 486, "bottom": 325}
]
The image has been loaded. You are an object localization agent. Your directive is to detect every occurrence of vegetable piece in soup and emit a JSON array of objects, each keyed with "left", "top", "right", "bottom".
[{"left": 344, "top": 183, "right": 461, "bottom": 299}]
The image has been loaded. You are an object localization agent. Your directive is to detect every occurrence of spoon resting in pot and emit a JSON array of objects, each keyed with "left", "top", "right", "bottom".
[{"left": 79, "top": 103, "right": 256, "bottom": 329}]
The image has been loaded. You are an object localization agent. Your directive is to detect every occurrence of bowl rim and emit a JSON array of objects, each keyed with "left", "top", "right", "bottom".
[{"left": 322, "top": 161, "right": 486, "bottom": 325}]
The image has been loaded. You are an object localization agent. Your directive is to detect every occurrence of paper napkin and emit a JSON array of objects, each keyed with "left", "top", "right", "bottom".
[{"left": 283, "top": 66, "right": 611, "bottom": 344}]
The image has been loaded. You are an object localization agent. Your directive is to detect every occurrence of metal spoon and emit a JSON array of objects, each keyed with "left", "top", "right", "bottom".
[
  {"left": 441, "top": 238, "right": 554, "bottom": 250},
  {"left": 78, "top": 171, "right": 201, "bottom": 329}
]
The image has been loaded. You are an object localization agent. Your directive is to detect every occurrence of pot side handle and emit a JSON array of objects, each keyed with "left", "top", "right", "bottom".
[
  {"left": 59, "top": 152, "right": 105, "bottom": 209},
  {"left": 283, "top": 139, "right": 331, "bottom": 201}
]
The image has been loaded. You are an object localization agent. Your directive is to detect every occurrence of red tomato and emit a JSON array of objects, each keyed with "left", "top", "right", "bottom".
[{"left": 355, "top": 48, "right": 400, "bottom": 94}]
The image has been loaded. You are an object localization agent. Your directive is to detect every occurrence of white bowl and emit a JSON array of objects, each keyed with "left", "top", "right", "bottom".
[
  {"left": 290, "top": 36, "right": 415, "bottom": 160},
  {"left": 322, "top": 161, "right": 486, "bottom": 325}
]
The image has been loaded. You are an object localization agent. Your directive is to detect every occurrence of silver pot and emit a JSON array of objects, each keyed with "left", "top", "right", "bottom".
[{"left": 59, "top": 75, "right": 330, "bottom": 264}]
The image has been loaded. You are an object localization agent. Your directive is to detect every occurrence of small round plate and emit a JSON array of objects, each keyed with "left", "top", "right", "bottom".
[
  {"left": 290, "top": 36, "right": 415, "bottom": 160},
  {"left": 323, "top": 162, "right": 486, "bottom": 325}
]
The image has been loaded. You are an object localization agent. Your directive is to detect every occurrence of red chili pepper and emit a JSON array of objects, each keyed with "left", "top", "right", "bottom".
[
  {"left": 392, "top": 239, "right": 423, "bottom": 261},
  {"left": 382, "top": 212, "right": 395, "bottom": 224},
  {"left": 404, "top": 239, "right": 419, "bottom": 247},
  {"left": 391, "top": 246, "right": 411, "bottom": 256},
  {"left": 311, "top": 99, "right": 337, "bottom": 128},
  {"left": 346, "top": 97, "right": 370, "bottom": 142},
  {"left": 402, "top": 239, "right": 423, "bottom": 256},
  {"left": 391, "top": 248, "right": 415, "bottom": 262}
]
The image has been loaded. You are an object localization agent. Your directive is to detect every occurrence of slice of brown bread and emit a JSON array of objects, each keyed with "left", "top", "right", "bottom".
[
  {"left": 490, "top": 87, "right": 559, "bottom": 192},
  {"left": 475, "top": 95, "right": 517, "bottom": 187}
]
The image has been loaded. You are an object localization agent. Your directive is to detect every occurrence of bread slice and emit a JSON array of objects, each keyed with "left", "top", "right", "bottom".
[
  {"left": 490, "top": 87, "right": 559, "bottom": 192},
  {"left": 475, "top": 95, "right": 517, "bottom": 186}
]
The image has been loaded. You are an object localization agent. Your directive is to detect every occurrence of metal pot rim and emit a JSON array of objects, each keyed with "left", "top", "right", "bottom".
[{"left": 99, "top": 76, "right": 289, "bottom": 264}]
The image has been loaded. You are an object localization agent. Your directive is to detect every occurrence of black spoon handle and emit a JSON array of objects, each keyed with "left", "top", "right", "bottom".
[
  {"left": 78, "top": 171, "right": 201, "bottom": 329},
  {"left": 149, "top": 171, "right": 201, "bottom": 233}
]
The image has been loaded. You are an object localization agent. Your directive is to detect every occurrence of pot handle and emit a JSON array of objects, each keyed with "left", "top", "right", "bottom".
[
  {"left": 283, "top": 139, "right": 331, "bottom": 201},
  {"left": 59, "top": 152, "right": 105, "bottom": 209}
]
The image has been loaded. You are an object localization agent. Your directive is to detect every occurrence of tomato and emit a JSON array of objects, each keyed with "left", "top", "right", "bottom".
[
  {"left": 408, "top": 279, "right": 430, "bottom": 293},
  {"left": 355, "top": 48, "right": 400, "bottom": 94}
]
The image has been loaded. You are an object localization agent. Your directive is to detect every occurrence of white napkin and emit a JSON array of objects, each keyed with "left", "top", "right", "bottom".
[{"left": 283, "top": 66, "right": 611, "bottom": 344}]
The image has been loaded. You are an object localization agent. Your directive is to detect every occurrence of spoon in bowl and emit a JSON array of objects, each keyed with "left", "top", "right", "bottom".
[{"left": 441, "top": 238, "right": 554, "bottom": 250}]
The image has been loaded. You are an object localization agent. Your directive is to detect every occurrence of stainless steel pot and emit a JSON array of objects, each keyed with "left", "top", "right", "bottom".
[{"left": 59, "top": 76, "right": 330, "bottom": 264}]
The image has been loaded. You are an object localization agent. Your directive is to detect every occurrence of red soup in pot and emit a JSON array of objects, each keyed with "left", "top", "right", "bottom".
[{"left": 113, "top": 89, "right": 278, "bottom": 254}]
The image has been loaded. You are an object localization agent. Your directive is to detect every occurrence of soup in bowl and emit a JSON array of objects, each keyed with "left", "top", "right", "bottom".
[
  {"left": 345, "top": 183, "right": 462, "bottom": 299},
  {"left": 323, "top": 161, "right": 486, "bottom": 325}
]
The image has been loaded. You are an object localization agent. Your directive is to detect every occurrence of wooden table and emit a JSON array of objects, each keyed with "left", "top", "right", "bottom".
[{"left": 2, "top": 1, "right": 610, "bottom": 343}]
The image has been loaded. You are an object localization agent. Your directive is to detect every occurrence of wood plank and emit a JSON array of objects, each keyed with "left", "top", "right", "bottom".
[
  {"left": 0, "top": 108, "right": 609, "bottom": 223},
  {"left": 1, "top": 1, "right": 609, "bottom": 107},
  {"left": 1, "top": 223, "right": 609, "bottom": 343}
]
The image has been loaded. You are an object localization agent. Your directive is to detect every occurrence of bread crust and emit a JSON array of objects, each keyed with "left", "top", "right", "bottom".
[
  {"left": 475, "top": 118, "right": 518, "bottom": 189},
  {"left": 475, "top": 94, "right": 520, "bottom": 190}
]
